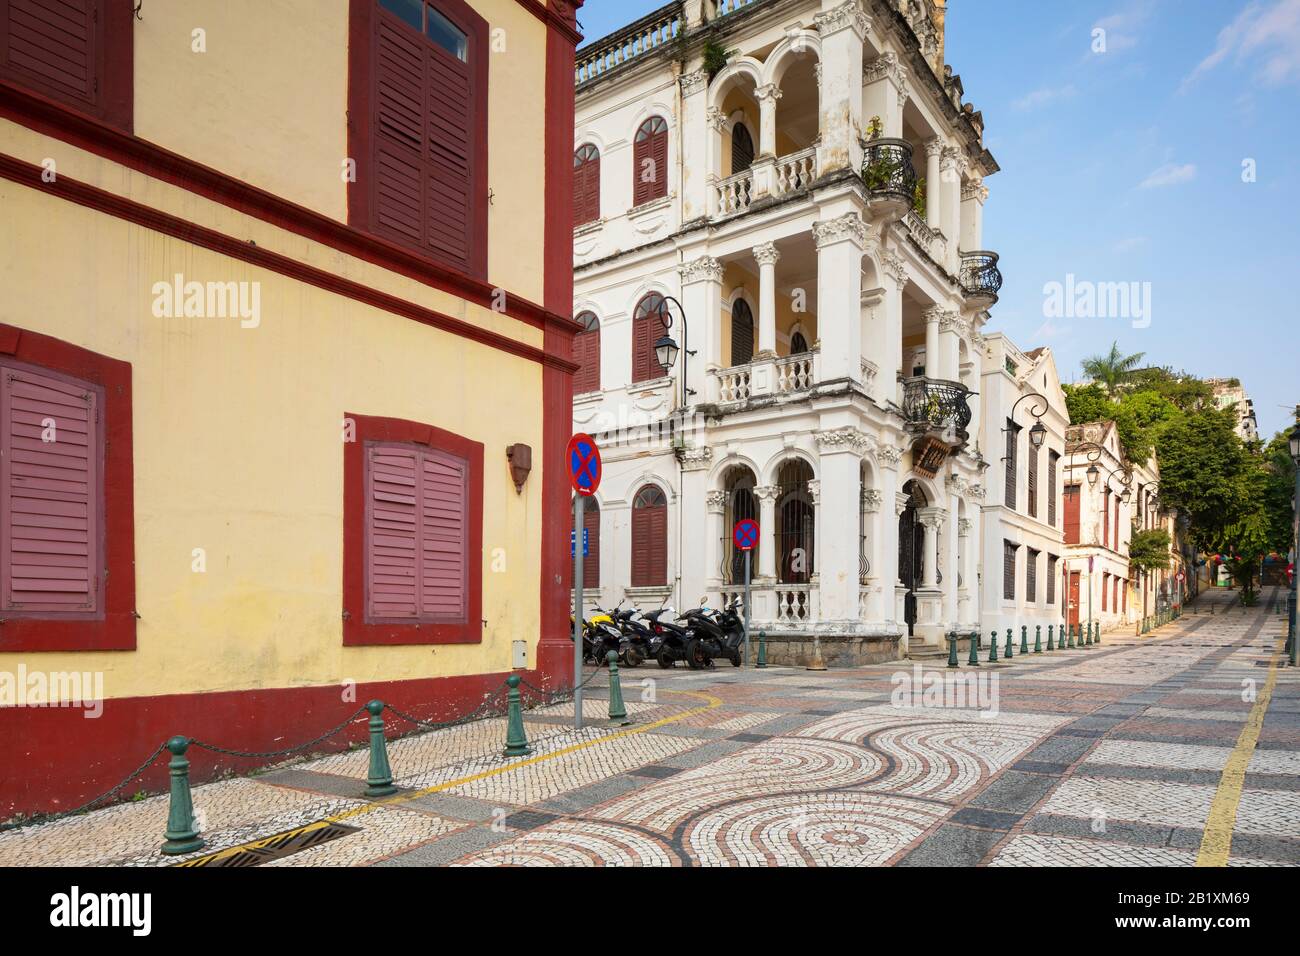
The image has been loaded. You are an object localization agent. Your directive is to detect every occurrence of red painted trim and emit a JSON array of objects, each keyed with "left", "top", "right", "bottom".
[
  {"left": 510, "top": 0, "right": 584, "bottom": 44},
  {"left": 536, "top": 9, "right": 580, "bottom": 682},
  {"left": 0, "top": 668, "right": 558, "bottom": 822},
  {"left": 0, "top": 153, "right": 579, "bottom": 374},
  {"left": 343, "top": 413, "right": 483, "bottom": 646},
  {"left": 346, "top": 0, "right": 489, "bottom": 280},
  {"left": 0, "top": 324, "right": 135, "bottom": 652},
  {"left": 0, "top": 80, "right": 582, "bottom": 345}
]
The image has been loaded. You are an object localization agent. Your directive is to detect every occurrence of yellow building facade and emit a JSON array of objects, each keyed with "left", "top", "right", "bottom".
[{"left": 0, "top": 0, "right": 583, "bottom": 820}]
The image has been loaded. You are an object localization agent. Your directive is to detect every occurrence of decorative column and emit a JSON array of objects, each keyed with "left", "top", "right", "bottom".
[
  {"left": 938, "top": 312, "right": 963, "bottom": 382},
  {"left": 922, "top": 306, "right": 942, "bottom": 379},
  {"left": 961, "top": 176, "right": 987, "bottom": 253},
  {"left": 814, "top": 0, "right": 869, "bottom": 176},
  {"left": 919, "top": 508, "right": 943, "bottom": 589},
  {"left": 813, "top": 211, "right": 869, "bottom": 383},
  {"left": 940, "top": 146, "right": 964, "bottom": 273},
  {"left": 679, "top": 447, "right": 713, "bottom": 606},
  {"left": 753, "top": 242, "right": 780, "bottom": 358},
  {"left": 861, "top": 486, "right": 882, "bottom": 620},
  {"left": 755, "top": 485, "right": 779, "bottom": 581},
  {"left": 705, "top": 106, "right": 727, "bottom": 218},
  {"left": 874, "top": 445, "right": 903, "bottom": 628},
  {"left": 751, "top": 83, "right": 782, "bottom": 198},
  {"left": 678, "top": 255, "right": 724, "bottom": 401},
  {"left": 679, "top": 69, "right": 711, "bottom": 223},
  {"left": 814, "top": 428, "right": 868, "bottom": 625},
  {"left": 892, "top": 485, "right": 910, "bottom": 625},
  {"left": 862, "top": 51, "right": 905, "bottom": 139},
  {"left": 957, "top": 516, "right": 973, "bottom": 624},
  {"left": 881, "top": 253, "right": 908, "bottom": 405},
  {"left": 924, "top": 138, "right": 943, "bottom": 229},
  {"left": 705, "top": 489, "right": 727, "bottom": 592}
]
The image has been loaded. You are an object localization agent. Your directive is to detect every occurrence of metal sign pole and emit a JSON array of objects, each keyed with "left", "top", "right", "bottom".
[
  {"left": 573, "top": 494, "right": 585, "bottom": 730},
  {"left": 744, "top": 548, "right": 752, "bottom": 667}
]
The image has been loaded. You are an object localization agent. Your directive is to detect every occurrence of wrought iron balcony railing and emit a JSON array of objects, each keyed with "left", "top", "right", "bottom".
[
  {"left": 861, "top": 138, "right": 917, "bottom": 207},
  {"left": 959, "top": 250, "right": 1003, "bottom": 305},
  {"left": 901, "top": 377, "right": 973, "bottom": 439}
]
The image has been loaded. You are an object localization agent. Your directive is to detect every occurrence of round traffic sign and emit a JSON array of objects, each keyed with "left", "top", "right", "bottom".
[
  {"left": 566, "top": 433, "right": 601, "bottom": 496},
  {"left": 1177, "top": 571, "right": 1185, "bottom": 582},
  {"left": 733, "top": 518, "right": 759, "bottom": 551}
]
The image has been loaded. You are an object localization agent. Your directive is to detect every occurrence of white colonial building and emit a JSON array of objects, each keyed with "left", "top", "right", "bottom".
[{"left": 570, "top": 0, "right": 1029, "bottom": 663}]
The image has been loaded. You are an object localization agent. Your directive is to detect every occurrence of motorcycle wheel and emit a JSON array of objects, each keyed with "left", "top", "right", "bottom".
[
  {"left": 623, "top": 646, "right": 644, "bottom": 668},
  {"left": 684, "top": 638, "right": 707, "bottom": 670},
  {"left": 729, "top": 649, "right": 742, "bottom": 667},
  {"left": 656, "top": 646, "right": 675, "bottom": 669}
]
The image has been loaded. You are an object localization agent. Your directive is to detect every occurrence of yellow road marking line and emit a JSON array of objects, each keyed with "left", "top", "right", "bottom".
[
  {"left": 1195, "top": 635, "right": 1286, "bottom": 867},
  {"left": 178, "top": 687, "right": 722, "bottom": 866}
]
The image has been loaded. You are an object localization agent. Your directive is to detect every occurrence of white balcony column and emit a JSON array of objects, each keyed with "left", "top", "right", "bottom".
[
  {"left": 860, "top": 486, "right": 883, "bottom": 619},
  {"left": 919, "top": 507, "right": 944, "bottom": 589},
  {"left": 961, "top": 176, "right": 987, "bottom": 253},
  {"left": 813, "top": 0, "right": 868, "bottom": 176},
  {"left": 813, "top": 430, "right": 866, "bottom": 623},
  {"left": 679, "top": 450, "right": 714, "bottom": 604},
  {"left": 938, "top": 312, "right": 963, "bottom": 381},
  {"left": 924, "top": 139, "right": 943, "bottom": 229},
  {"left": 813, "top": 211, "right": 868, "bottom": 383},
  {"left": 944, "top": 503, "right": 961, "bottom": 627},
  {"left": 880, "top": 254, "right": 907, "bottom": 405},
  {"left": 677, "top": 255, "right": 724, "bottom": 401},
  {"left": 678, "top": 70, "right": 711, "bottom": 222},
  {"left": 863, "top": 51, "right": 905, "bottom": 139},
  {"left": 753, "top": 242, "right": 780, "bottom": 358},
  {"left": 807, "top": 478, "right": 822, "bottom": 586},
  {"left": 755, "top": 484, "right": 779, "bottom": 581},
  {"left": 891, "top": 484, "right": 909, "bottom": 625},
  {"left": 957, "top": 516, "right": 973, "bottom": 625},
  {"left": 940, "top": 147, "right": 964, "bottom": 272},
  {"left": 705, "top": 490, "right": 727, "bottom": 591},
  {"left": 705, "top": 106, "right": 726, "bottom": 217},
  {"left": 859, "top": 286, "right": 886, "bottom": 404},
  {"left": 922, "top": 306, "right": 942, "bottom": 379}
]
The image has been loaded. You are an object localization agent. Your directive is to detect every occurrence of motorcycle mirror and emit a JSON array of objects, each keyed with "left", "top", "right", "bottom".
[{"left": 700, "top": 596, "right": 708, "bottom": 606}]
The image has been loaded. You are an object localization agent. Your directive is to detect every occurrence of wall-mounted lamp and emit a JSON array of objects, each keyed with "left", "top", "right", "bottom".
[{"left": 506, "top": 443, "right": 532, "bottom": 494}]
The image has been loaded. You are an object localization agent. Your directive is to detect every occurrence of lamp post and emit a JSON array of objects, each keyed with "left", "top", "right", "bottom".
[
  {"left": 654, "top": 295, "right": 695, "bottom": 409},
  {"left": 1288, "top": 420, "right": 1300, "bottom": 666}
]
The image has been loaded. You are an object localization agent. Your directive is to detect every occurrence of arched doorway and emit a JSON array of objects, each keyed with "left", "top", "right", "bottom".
[
  {"left": 719, "top": 465, "right": 758, "bottom": 583},
  {"left": 898, "top": 480, "right": 927, "bottom": 635},
  {"left": 776, "top": 459, "right": 814, "bottom": 583}
]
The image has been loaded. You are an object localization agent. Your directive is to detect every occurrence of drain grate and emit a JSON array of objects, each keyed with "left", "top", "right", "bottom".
[{"left": 181, "top": 821, "right": 361, "bottom": 867}]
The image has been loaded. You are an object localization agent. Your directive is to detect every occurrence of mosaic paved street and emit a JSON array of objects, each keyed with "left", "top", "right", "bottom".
[{"left": 3, "top": 586, "right": 1296, "bottom": 867}]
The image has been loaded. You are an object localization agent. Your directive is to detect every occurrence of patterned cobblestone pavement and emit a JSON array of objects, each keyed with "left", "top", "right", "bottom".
[{"left": 2, "top": 587, "right": 1295, "bottom": 867}]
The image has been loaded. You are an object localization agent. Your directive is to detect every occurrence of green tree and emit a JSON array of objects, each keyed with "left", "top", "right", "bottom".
[
  {"left": 1062, "top": 382, "right": 1115, "bottom": 427},
  {"left": 1128, "top": 528, "right": 1171, "bottom": 572},
  {"left": 1154, "top": 406, "right": 1256, "bottom": 554},
  {"left": 1080, "top": 341, "right": 1146, "bottom": 399}
]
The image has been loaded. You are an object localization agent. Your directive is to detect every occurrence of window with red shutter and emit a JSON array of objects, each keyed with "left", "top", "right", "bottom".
[
  {"left": 730, "top": 299, "right": 754, "bottom": 366},
  {"left": 1063, "top": 484, "right": 1080, "bottom": 544},
  {"left": 582, "top": 498, "right": 599, "bottom": 588},
  {"left": 631, "top": 293, "right": 665, "bottom": 384},
  {"left": 1003, "top": 540, "right": 1017, "bottom": 601},
  {"left": 0, "top": 361, "right": 103, "bottom": 617},
  {"left": 1004, "top": 419, "right": 1018, "bottom": 510},
  {"left": 1102, "top": 572, "right": 1109, "bottom": 611},
  {"left": 1103, "top": 487, "right": 1111, "bottom": 548},
  {"left": 0, "top": 0, "right": 133, "bottom": 128},
  {"left": 632, "top": 116, "right": 668, "bottom": 207},
  {"left": 1027, "top": 548, "right": 1039, "bottom": 602},
  {"left": 572, "top": 311, "right": 600, "bottom": 395},
  {"left": 351, "top": 0, "right": 488, "bottom": 277},
  {"left": 365, "top": 440, "right": 468, "bottom": 624},
  {"left": 1027, "top": 444, "right": 1039, "bottom": 518},
  {"left": 631, "top": 485, "right": 667, "bottom": 587},
  {"left": 1047, "top": 451, "right": 1059, "bottom": 526},
  {"left": 1047, "top": 554, "right": 1057, "bottom": 604},
  {"left": 574, "top": 144, "right": 600, "bottom": 227}
]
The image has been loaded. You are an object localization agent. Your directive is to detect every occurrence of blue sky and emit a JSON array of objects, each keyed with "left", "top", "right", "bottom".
[{"left": 576, "top": 0, "right": 1300, "bottom": 438}]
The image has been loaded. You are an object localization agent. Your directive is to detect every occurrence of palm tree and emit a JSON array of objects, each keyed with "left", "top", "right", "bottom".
[{"left": 1081, "top": 341, "right": 1146, "bottom": 399}]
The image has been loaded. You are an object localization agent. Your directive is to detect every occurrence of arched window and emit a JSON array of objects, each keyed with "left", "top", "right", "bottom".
[
  {"left": 574, "top": 144, "right": 600, "bottom": 226},
  {"left": 631, "top": 293, "right": 665, "bottom": 384},
  {"left": 632, "top": 116, "right": 669, "bottom": 206},
  {"left": 631, "top": 485, "right": 668, "bottom": 587},
  {"left": 730, "top": 298, "right": 754, "bottom": 366},
  {"left": 579, "top": 497, "right": 600, "bottom": 588},
  {"left": 790, "top": 330, "right": 809, "bottom": 355},
  {"left": 572, "top": 311, "right": 600, "bottom": 395},
  {"left": 776, "top": 460, "right": 814, "bottom": 585},
  {"left": 731, "top": 122, "right": 755, "bottom": 174},
  {"left": 720, "top": 466, "right": 758, "bottom": 585}
]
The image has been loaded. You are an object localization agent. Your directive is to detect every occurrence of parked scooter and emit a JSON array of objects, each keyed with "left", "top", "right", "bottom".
[
  {"left": 606, "top": 603, "right": 654, "bottom": 667},
  {"left": 678, "top": 597, "right": 746, "bottom": 668},
  {"left": 569, "top": 610, "right": 624, "bottom": 665},
  {"left": 642, "top": 607, "right": 693, "bottom": 669}
]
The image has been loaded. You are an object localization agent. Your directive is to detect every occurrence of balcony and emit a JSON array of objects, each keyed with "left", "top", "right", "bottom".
[
  {"left": 712, "top": 147, "right": 817, "bottom": 219},
  {"left": 959, "top": 250, "right": 1003, "bottom": 307},
  {"left": 901, "top": 376, "right": 973, "bottom": 443},
  {"left": 861, "top": 138, "right": 917, "bottom": 221},
  {"left": 574, "top": 3, "right": 683, "bottom": 87}
]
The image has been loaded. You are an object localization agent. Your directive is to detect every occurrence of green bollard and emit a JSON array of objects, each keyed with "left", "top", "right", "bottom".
[
  {"left": 1034, "top": 625, "right": 1042, "bottom": 654},
  {"left": 161, "top": 736, "right": 204, "bottom": 855},
  {"left": 1047, "top": 624, "right": 1055, "bottom": 651},
  {"left": 988, "top": 630, "right": 999, "bottom": 663},
  {"left": 967, "top": 630, "right": 980, "bottom": 667},
  {"left": 756, "top": 630, "right": 768, "bottom": 668},
  {"left": 1067, "top": 624, "right": 1076, "bottom": 649},
  {"left": 503, "top": 675, "right": 532, "bottom": 757},
  {"left": 947, "top": 631, "right": 960, "bottom": 668},
  {"left": 1084, "top": 622, "right": 1092, "bottom": 646},
  {"left": 1095, "top": 622, "right": 1102, "bottom": 645},
  {"left": 1005, "top": 628, "right": 1014, "bottom": 660},
  {"left": 364, "top": 700, "right": 398, "bottom": 798},
  {"left": 1020, "top": 626, "right": 1030, "bottom": 656},
  {"left": 606, "top": 651, "right": 628, "bottom": 721}
]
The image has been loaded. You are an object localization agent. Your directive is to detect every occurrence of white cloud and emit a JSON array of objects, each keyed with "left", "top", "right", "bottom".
[
  {"left": 1181, "top": 0, "right": 1300, "bottom": 91},
  {"left": 1012, "top": 84, "right": 1077, "bottom": 110},
  {"left": 1033, "top": 319, "right": 1068, "bottom": 340},
  {"left": 1139, "top": 163, "right": 1197, "bottom": 188}
]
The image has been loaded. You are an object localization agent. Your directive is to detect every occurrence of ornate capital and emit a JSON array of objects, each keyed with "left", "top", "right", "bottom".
[
  {"left": 958, "top": 518, "right": 974, "bottom": 535},
  {"left": 755, "top": 82, "right": 783, "bottom": 104},
  {"left": 812, "top": 212, "right": 869, "bottom": 250},
  {"left": 815, "top": 0, "right": 871, "bottom": 39},
  {"left": 752, "top": 241, "right": 781, "bottom": 267},
  {"left": 938, "top": 312, "right": 966, "bottom": 335},
  {"left": 815, "top": 426, "right": 873, "bottom": 455},
  {"left": 918, "top": 508, "right": 948, "bottom": 530},
  {"left": 863, "top": 52, "right": 903, "bottom": 88},
  {"left": 861, "top": 488, "right": 883, "bottom": 512},
  {"left": 679, "top": 70, "right": 708, "bottom": 97},
  {"left": 940, "top": 145, "right": 963, "bottom": 172},
  {"left": 968, "top": 482, "right": 987, "bottom": 501},
  {"left": 877, "top": 444, "right": 903, "bottom": 467},
  {"left": 881, "top": 253, "right": 908, "bottom": 289},
  {"left": 924, "top": 138, "right": 945, "bottom": 159},
  {"left": 706, "top": 106, "right": 726, "bottom": 133},
  {"left": 922, "top": 305, "right": 945, "bottom": 325},
  {"left": 754, "top": 484, "right": 780, "bottom": 503},
  {"left": 680, "top": 446, "right": 713, "bottom": 471},
  {"left": 706, "top": 490, "right": 727, "bottom": 511},
  {"left": 961, "top": 176, "right": 986, "bottom": 202},
  {"left": 894, "top": 491, "right": 911, "bottom": 517},
  {"left": 679, "top": 256, "right": 724, "bottom": 284}
]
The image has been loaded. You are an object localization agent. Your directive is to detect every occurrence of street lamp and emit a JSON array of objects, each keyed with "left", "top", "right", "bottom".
[
  {"left": 1029, "top": 419, "right": 1047, "bottom": 450},
  {"left": 1087, "top": 463, "right": 1100, "bottom": 487},
  {"left": 653, "top": 295, "right": 695, "bottom": 408},
  {"left": 653, "top": 334, "right": 679, "bottom": 373}
]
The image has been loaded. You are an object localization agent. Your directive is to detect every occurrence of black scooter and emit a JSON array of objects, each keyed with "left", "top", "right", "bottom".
[
  {"left": 608, "top": 604, "right": 654, "bottom": 667},
  {"left": 643, "top": 607, "right": 694, "bottom": 669},
  {"left": 678, "top": 598, "right": 746, "bottom": 668}
]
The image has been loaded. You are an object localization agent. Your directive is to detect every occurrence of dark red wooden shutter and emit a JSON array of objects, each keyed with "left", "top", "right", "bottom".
[
  {"left": 1004, "top": 420, "right": 1017, "bottom": 510},
  {"left": 1, "top": 364, "right": 101, "bottom": 614},
  {"left": 1027, "top": 549, "right": 1038, "bottom": 601},
  {"left": 582, "top": 500, "right": 599, "bottom": 588},
  {"left": 1047, "top": 452, "right": 1058, "bottom": 526},
  {"left": 632, "top": 310, "right": 653, "bottom": 384},
  {"left": 420, "top": 449, "right": 467, "bottom": 619},
  {"left": 574, "top": 146, "right": 600, "bottom": 226},
  {"left": 1027, "top": 445, "right": 1038, "bottom": 518},
  {"left": 2, "top": 0, "right": 97, "bottom": 109},
  {"left": 1102, "top": 487, "right": 1111, "bottom": 548},
  {"left": 367, "top": 445, "right": 420, "bottom": 619},
  {"left": 372, "top": 3, "right": 479, "bottom": 273},
  {"left": 631, "top": 487, "right": 666, "bottom": 587},
  {"left": 632, "top": 117, "right": 668, "bottom": 207},
  {"left": 1063, "top": 485, "right": 1080, "bottom": 544},
  {"left": 572, "top": 312, "right": 600, "bottom": 395},
  {"left": 1102, "top": 572, "right": 1109, "bottom": 611},
  {"left": 1003, "top": 541, "right": 1016, "bottom": 600}
]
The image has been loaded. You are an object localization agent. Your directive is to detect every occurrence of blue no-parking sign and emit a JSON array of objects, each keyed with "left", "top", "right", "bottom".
[
  {"left": 733, "top": 518, "right": 759, "bottom": 552},
  {"left": 567, "top": 433, "right": 601, "bottom": 496}
]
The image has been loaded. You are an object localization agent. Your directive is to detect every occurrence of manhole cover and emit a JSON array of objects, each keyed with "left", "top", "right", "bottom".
[{"left": 180, "top": 821, "right": 360, "bottom": 867}]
